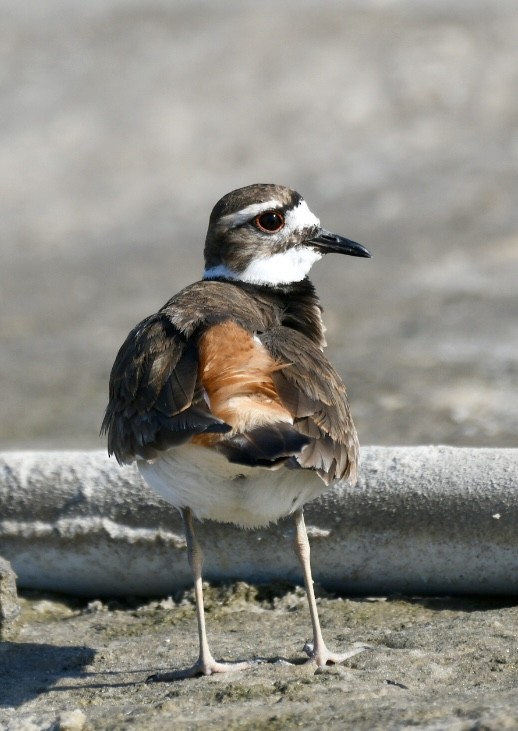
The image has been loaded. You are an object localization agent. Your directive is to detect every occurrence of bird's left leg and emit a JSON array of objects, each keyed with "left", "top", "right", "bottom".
[
  {"left": 292, "top": 507, "right": 368, "bottom": 667},
  {"left": 148, "top": 507, "right": 249, "bottom": 681}
]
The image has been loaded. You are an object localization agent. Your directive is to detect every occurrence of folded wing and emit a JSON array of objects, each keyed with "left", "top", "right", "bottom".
[
  {"left": 259, "top": 327, "right": 359, "bottom": 484},
  {"left": 101, "top": 313, "right": 230, "bottom": 464},
  {"left": 102, "top": 311, "right": 358, "bottom": 485}
]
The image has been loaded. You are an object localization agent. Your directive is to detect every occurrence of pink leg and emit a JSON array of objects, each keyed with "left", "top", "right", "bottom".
[
  {"left": 148, "top": 508, "right": 249, "bottom": 681},
  {"left": 292, "top": 508, "right": 368, "bottom": 668}
]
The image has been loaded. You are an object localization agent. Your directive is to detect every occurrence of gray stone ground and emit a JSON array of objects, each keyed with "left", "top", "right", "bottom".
[
  {"left": 1, "top": 588, "right": 518, "bottom": 730},
  {"left": 1, "top": 0, "right": 518, "bottom": 728}
]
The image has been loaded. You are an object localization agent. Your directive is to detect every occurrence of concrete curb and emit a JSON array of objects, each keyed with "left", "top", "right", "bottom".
[{"left": 0, "top": 447, "right": 516, "bottom": 596}]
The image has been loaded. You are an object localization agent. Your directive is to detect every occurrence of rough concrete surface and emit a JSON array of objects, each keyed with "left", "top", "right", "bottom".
[
  {"left": 1, "top": 0, "right": 518, "bottom": 728},
  {"left": 1, "top": 589, "right": 517, "bottom": 730},
  {"left": 1, "top": 448, "right": 518, "bottom": 596}
]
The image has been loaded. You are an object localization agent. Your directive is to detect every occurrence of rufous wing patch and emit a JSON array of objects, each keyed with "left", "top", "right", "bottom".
[{"left": 195, "top": 321, "right": 293, "bottom": 434}]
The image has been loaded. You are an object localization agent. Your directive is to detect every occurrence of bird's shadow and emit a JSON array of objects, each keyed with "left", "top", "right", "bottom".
[
  {"left": 0, "top": 641, "right": 96, "bottom": 707},
  {"left": 0, "top": 640, "right": 313, "bottom": 703}
]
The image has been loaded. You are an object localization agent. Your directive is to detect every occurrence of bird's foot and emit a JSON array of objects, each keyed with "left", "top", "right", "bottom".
[
  {"left": 147, "top": 656, "right": 250, "bottom": 682},
  {"left": 303, "top": 640, "right": 371, "bottom": 668}
]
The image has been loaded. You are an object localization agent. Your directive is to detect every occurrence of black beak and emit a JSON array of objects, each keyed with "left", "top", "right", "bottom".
[{"left": 309, "top": 228, "right": 371, "bottom": 258}]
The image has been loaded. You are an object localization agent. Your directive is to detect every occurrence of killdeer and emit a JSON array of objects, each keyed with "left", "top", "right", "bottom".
[{"left": 102, "top": 183, "right": 371, "bottom": 679}]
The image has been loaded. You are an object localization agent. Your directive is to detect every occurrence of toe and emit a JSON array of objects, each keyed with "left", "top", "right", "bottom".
[{"left": 304, "top": 641, "right": 371, "bottom": 667}]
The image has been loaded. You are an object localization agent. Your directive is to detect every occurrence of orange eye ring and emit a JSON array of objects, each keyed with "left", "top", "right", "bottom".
[{"left": 254, "top": 211, "right": 285, "bottom": 233}]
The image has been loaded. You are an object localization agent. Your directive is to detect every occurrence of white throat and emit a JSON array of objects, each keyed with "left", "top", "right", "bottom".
[
  {"left": 203, "top": 246, "right": 323, "bottom": 286},
  {"left": 203, "top": 197, "right": 323, "bottom": 285}
]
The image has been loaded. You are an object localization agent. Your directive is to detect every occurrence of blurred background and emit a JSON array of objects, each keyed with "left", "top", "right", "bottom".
[{"left": 1, "top": 0, "right": 517, "bottom": 451}]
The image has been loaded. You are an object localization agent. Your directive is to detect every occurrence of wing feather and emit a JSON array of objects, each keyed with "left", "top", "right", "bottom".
[
  {"left": 259, "top": 327, "right": 359, "bottom": 484},
  {"left": 101, "top": 313, "right": 230, "bottom": 464}
]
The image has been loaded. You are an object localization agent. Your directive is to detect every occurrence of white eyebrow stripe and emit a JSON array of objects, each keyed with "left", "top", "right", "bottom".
[
  {"left": 284, "top": 199, "right": 320, "bottom": 233},
  {"left": 219, "top": 199, "right": 282, "bottom": 228},
  {"left": 219, "top": 197, "right": 321, "bottom": 233}
]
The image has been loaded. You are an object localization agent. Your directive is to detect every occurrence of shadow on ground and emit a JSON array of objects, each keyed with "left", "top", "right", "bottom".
[{"left": 0, "top": 642, "right": 95, "bottom": 707}]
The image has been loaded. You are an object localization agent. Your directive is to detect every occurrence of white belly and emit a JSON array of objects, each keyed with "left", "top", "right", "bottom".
[{"left": 137, "top": 444, "right": 328, "bottom": 528}]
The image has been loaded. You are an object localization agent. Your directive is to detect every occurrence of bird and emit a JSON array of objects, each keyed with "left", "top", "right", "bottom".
[{"left": 102, "top": 183, "right": 371, "bottom": 679}]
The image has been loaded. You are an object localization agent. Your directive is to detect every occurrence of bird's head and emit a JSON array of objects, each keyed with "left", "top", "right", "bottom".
[{"left": 203, "top": 184, "right": 371, "bottom": 286}]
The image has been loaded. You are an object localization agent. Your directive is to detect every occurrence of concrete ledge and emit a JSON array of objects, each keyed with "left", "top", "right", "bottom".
[{"left": 0, "top": 447, "right": 516, "bottom": 596}]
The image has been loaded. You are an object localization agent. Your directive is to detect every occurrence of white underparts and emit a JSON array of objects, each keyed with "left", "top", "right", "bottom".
[
  {"left": 138, "top": 444, "right": 326, "bottom": 527},
  {"left": 203, "top": 246, "right": 323, "bottom": 285}
]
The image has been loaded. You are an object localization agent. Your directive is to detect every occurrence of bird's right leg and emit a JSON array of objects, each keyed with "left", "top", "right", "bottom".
[{"left": 292, "top": 508, "right": 369, "bottom": 668}]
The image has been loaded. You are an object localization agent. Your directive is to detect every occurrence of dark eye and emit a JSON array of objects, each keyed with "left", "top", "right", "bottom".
[{"left": 255, "top": 211, "right": 284, "bottom": 233}]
